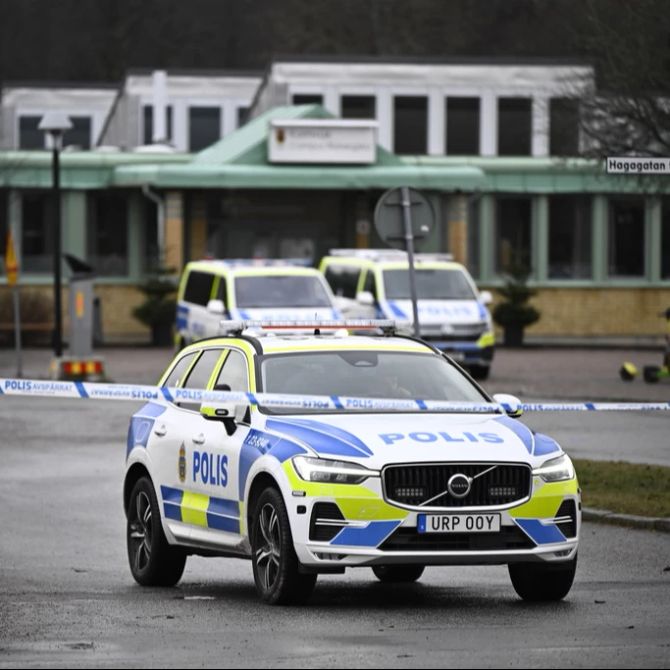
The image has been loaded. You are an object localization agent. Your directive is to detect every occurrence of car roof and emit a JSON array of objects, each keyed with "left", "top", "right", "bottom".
[
  {"left": 183, "top": 333, "right": 435, "bottom": 357},
  {"left": 322, "top": 256, "right": 466, "bottom": 272},
  {"left": 185, "top": 261, "right": 323, "bottom": 278}
]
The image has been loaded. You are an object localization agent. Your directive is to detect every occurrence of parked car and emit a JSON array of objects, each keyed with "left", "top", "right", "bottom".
[
  {"left": 319, "top": 249, "right": 495, "bottom": 379},
  {"left": 124, "top": 320, "right": 579, "bottom": 604},
  {"left": 175, "top": 259, "right": 341, "bottom": 348}
]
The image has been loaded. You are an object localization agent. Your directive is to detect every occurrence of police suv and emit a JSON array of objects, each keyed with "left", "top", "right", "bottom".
[
  {"left": 319, "top": 250, "right": 495, "bottom": 379},
  {"left": 124, "top": 321, "right": 579, "bottom": 604},
  {"left": 176, "top": 260, "right": 341, "bottom": 349}
]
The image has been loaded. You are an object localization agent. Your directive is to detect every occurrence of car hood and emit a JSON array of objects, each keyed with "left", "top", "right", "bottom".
[{"left": 262, "top": 412, "right": 562, "bottom": 470}]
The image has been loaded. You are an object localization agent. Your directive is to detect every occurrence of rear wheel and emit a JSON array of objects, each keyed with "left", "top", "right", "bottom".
[
  {"left": 127, "top": 476, "right": 186, "bottom": 587},
  {"left": 372, "top": 565, "right": 425, "bottom": 583},
  {"left": 508, "top": 555, "right": 577, "bottom": 601},
  {"left": 643, "top": 365, "right": 661, "bottom": 383},
  {"left": 251, "top": 487, "right": 317, "bottom": 605},
  {"left": 469, "top": 365, "right": 490, "bottom": 381}
]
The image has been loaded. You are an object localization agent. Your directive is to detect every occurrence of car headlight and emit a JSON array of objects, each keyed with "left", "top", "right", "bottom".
[
  {"left": 532, "top": 454, "right": 575, "bottom": 483},
  {"left": 292, "top": 456, "right": 379, "bottom": 485}
]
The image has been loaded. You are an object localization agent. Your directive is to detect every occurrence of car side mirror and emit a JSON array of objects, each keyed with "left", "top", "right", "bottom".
[
  {"left": 356, "top": 290, "right": 375, "bottom": 306},
  {"left": 207, "top": 299, "right": 225, "bottom": 315},
  {"left": 479, "top": 290, "right": 493, "bottom": 306},
  {"left": 492, "top": 393, "right": 524, "bottom": 418},
  {"left": 200, "top": 383, "right": 245, "bottom": 435}
]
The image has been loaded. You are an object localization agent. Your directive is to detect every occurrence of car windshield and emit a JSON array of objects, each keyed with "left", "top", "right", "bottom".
[
  {"left": 383, "top": 269, "right": 476, "bottom": 300},
  {"left": 235, "top": 275, "right": 333, "bottom": 308},
  {"left": 259, "top": 350, "right": 487, "bottom": 413}
]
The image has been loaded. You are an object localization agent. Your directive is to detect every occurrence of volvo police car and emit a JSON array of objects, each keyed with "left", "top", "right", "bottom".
[
  {"left": 175, "top": 260, "right": 341, "bottom": 348},
  {"left": 319, "top": 250, "right": 495, "bottom": 379},
  {"left": 124, "top": 320, "right": 579, "bottom": 604}
]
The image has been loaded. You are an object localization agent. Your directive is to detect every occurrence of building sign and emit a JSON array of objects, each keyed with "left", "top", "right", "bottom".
[
  {"left": 268, "top": 119, "right": 377, "bottom": 164},
  {"left": 606, "top": 157, "right": 670, "bottom": 174}
]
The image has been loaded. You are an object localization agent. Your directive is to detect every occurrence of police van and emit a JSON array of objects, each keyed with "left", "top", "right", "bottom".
[
  {"left": 319, "top": 250, "right": 495, "bottom": 379},
  {"left": 176, "top": 260, "right": 341, "bottom": 349}
]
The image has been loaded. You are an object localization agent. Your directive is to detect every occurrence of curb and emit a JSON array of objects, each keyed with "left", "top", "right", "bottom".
[{"left": 583, "top": 507, "right": 670, "bottom": 533}]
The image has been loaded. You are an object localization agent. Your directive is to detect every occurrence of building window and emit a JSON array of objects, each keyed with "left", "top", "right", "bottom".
[
  {"left": 22, "top": 193, "right": 52, "bottom": 273},
  {"left": 189, "top": 107, "right": 220, "bottom": 152},
  {"left": 446, "top": 97, "right": 480, "bottom": 155},
  {"left": 393, "top": 96, "right": 428, "bottom": 155},
  {"left": 341, "top": 95, "right": 376, "bottom": 119},
  {"left": 663, "top": 199, "right": 670, "bottom": 280},
  {"left": 292, "top": 94, "right": 323, "bottom": 105},
  {"left": 495, "top": 197, "right": 532, "bottom": 273},
  {"left": 550, "top": 98, "right": 580, "bottom": 156},
  {"left": 19, "top": 116, "right": 44, "bottom": 149},
  {"left": 87, "top": 192, "right": 128, "bottom": 276},
  {"left": 63, "top": 117, "right": 92, "bottom": 149},
  {"left": 548, "top": 195, "right": 592, "bottom": 279},
  {"left": 237, "top": 106, "right": 250, "bottom": 128},
  {"left": 608, "top": 198, "right": 645, "bottom": 278},
  {"left": 143, "top": 105, "right": 173, "bottom": 144},
  {"left": 497, "top": 98, "right": 532, "bottom": 156}
]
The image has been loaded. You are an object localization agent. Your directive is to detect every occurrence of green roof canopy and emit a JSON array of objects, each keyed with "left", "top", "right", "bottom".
[{"left": 112, "top": 105, "right": 485, "bottom": 191}]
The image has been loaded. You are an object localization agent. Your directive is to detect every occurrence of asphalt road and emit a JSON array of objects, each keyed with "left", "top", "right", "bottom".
[{"left": 1, "top": 397, "right": 669, "bottom": 668}]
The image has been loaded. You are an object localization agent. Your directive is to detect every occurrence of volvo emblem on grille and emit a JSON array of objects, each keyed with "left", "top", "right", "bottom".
[{"left": 447, "top": 473, "right": 472, "bottom": 498}]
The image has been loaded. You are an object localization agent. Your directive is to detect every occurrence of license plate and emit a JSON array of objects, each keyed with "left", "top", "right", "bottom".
[
  {"left": 418, "top": 513, "right": 501, "bottom": 534},
  {"left": 449, "top": 351, "right": 465, "bottom": 362}
]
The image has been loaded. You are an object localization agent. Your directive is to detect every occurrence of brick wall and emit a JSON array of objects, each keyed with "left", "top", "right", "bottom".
[{"left": 490, "top": 287, "right": 670, "bottom": 337}]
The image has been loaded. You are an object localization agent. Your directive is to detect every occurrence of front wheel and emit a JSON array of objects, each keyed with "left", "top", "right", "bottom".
[
  {"left": 127, "top": 476, "right": 186, "bottom": 587},
  {"left": 251, "top": 487, "right": 317, "bottom": 605},
  {"left": 508, "top": 555, "right": 577, "bottom": 601},
  {"left": 372, "top": 565, "right": 425, "bottom": 583}
]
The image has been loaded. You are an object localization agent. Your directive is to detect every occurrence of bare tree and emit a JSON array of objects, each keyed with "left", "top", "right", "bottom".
[{"left": 577, "top": 0, "right": 670, "bottom": 157}]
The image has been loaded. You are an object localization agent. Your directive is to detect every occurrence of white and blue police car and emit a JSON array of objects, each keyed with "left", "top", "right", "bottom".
[{"left": 124, "top": 321, "right": 579, "bottom": 604}]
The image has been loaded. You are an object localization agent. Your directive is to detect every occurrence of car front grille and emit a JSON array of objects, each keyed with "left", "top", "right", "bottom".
[
  {"left": 379, "top": 525, "right": 535, "bottom": 552},
  {"left": 383, "top": 463, "right": 532, "bottom": 509}
]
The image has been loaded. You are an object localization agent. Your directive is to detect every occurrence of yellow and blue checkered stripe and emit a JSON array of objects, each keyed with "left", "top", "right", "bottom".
[{"left": 161, "top": 486, "right": 240, "bottom": 534}]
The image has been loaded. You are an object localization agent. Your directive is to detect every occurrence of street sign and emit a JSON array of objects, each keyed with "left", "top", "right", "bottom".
[
  {"left": 374, "top": 187, "right": 434, "bottom": 250},
  {"left": 374, "top": 188, "right": 435, "bottom": 337}
]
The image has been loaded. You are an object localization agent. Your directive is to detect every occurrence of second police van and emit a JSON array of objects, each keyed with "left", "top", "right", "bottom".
[
  {"left": 176, "top": 260, "right": 341, "bottom": 348},
  {"left": 319, "top": 250, "right": 495, "bottom": 379}
]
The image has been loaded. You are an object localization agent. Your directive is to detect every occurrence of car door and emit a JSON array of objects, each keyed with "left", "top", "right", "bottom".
[{"left": 179, "top": 346, "right": 251, "bottom": 546}]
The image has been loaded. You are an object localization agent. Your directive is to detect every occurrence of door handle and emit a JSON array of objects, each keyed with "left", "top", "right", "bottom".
[
  {"left": 154, "top": 424, "right": 167, "bottom": 437},
  {"left": 192, "top": 433, "right": 205, "bottom": 445}
]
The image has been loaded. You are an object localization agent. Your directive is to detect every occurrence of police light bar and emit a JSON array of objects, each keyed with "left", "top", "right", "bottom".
[
  {"left": 219, "top": 320, "right": 397, "bottom": 335},
  {"left": 327, "top": 249, "right": 454, "bottom": 262}
]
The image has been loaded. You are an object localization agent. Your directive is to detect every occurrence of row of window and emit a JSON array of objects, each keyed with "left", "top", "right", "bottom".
[
  {"left": 293, "top": 93, "right": 579, "bottom": 156},
  {"left": 468, "top": 195, "right": 670, "bottom": 281},
  {"left": 18, "top": 94, "right": 578, "bottom": 156},
  {"left": 18, "top": 105, "right": 251, "bottom": 152},
  {"left": 0, "top": 192, "right": 157, "bottom": 276}
]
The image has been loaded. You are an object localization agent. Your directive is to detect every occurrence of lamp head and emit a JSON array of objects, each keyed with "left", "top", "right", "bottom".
[{"left": 38, "top": 112, "right": 73, "bottom": 136}]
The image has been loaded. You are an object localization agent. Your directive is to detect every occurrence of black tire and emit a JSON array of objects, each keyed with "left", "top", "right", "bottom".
[
  {"left": 127, "top": 476, "right": 186, "bottom": 587},
  {"left": 469, "top": 365, "right": 490, "bottom": 381},
  {"left": 372, "top": 565, "right": 425, "bottom": 583},
  {"left": 643, "top": 365, "right": 661, "bottom": 383},
  {"left": 251, "top": 487, "right": 317, "bottom": 605},
  {"left": 508, "top": 555, "right": 577, "bottom": 601}
]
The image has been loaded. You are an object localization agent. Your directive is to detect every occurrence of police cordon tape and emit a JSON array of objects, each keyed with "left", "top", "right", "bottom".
[{"left": 1, "top": 378, "right": 669, "bottom": 413}]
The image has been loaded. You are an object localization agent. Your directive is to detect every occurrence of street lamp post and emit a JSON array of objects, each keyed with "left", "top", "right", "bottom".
[{"left": 39, "top": 112, "right": 72, "bottom": 359}]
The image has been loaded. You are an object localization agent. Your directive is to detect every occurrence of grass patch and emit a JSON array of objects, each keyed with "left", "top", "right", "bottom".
[{"left": 574, "top": 459, "right": 670, "bottom": 518}]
